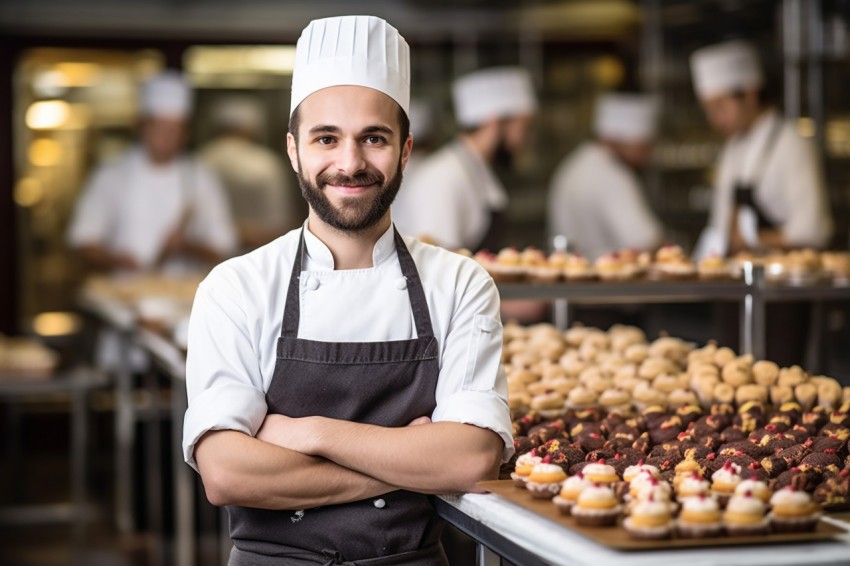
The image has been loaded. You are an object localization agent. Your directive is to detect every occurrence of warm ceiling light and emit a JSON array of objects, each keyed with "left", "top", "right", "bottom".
[
  {"left": 28, "top": 138, "right": 63, "bottom": 167},
  {"left": 25, "top": 100, "right": 70, "bottom": 129},
  {"left": 54, "top": 62, "right": 102, "bottom": 87},
  {"left": 14, "top": 177, "right": 44, "bottom": 207},
  {"left": 33, "top": 311, "right": 82, "bottom": 337}
]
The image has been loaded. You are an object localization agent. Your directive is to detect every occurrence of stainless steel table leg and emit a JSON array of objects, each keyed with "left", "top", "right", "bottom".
[
  {"left": 71, "top": 383, "right": 87, "bottom": 548},
  {"left": 173, "top": 379, "right": 195, "bottom": 566},
  {"left": 115, "top": 341, "right": 135, "bottom": 533},
  {"left": 476, "top": 544, "right": 500, "bottom": 566}
]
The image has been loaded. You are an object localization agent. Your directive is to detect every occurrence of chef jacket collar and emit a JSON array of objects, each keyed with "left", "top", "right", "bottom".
[{"left": 302, "top": 219, "right": 398, "bottom": 271}]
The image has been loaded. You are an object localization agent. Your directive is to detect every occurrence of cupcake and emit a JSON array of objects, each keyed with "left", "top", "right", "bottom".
[
  {"left": 623, "top": 495, "right": 674, "bottom": 540},
  {"left": 491, "top": 247, "right": 525, "bottom": 282},
  {"left": 672, "top": 457, "right": 703, "bottom": 491},
  {"left": 768, "top": 487, "right": 822, "bottom": 532},
  {"left": 698, "top": 253, "right": 732, "bottom": 280},
  {"left": 571, "top": 483, "right": 623, "bottom": 527},
  {"left": 563, "top": 253, "right": 596, "bottom": 281},
  {"left": 510, "top": 450, "right": 542, "bottom": 488},
  {"left": 623, "top": 460, "right": 659, "bottom": 484},
  {"left": 676, "top": 495, "right": 723, "bottom": 538},
  {"left": 525, "top": 462, "right": 568, "bottom": 499},
  {"left": 595, "top": 252, "right": 635, "bottom": 281},
  {"left": 711, "top": 460, "right": 743, "bottom": 505},
  {"left": 677, "top": 471, "right": 711, "bottom": 499},
  {"left": 553, "top": 472, "right": 591, "bottom": 514},
  {"left": 582, "top": 460, "right": 620, "bottom": 485},
  {"left": 734, "top": 478, "right": 772, "bottom": 505},
  {"left": 724, "top": 491, "right": 770, "bottom": 536},
  {"left": 628, "top": 472, "right": 673, "bottom": 503},
  {"left": 651, "top": 244, "right": 697, "bottom": 280}
]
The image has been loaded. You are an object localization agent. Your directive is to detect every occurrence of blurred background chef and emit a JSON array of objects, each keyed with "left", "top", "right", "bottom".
[
  {"left": 199, "top": 95, "right": 299, "bottom": 252},
  {"left": 67, "top": 69, "right": 238, "bottom": 275},
  {"left": 393, "top": 66, "right": 537, "bottom": 251},
  {"left": 690, "top": 40, "right": 833, "bottom": 260},
  {"left": 548, "top": 92, "right": 664, "bottom": 261},
  {"left": 403, "top": 97, "right": 438, "bottom": 179}
]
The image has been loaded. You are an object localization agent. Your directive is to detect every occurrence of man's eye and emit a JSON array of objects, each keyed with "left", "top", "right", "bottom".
[
  {"left": 365, "top": 135, "right": 385, "bottom": 144},
  {"left": 318, "top": 136, "right": 335, "bottom": 145}
]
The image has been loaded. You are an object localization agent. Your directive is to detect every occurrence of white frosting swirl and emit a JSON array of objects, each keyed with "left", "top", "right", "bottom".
[
  {"left": 726, "top": 494, "right": 766, "bottom": 515},
  {"left": 625, "top": 464, "right": 659, "bottom": 481},
  {"left": 516, "top": 453, "right": 542, "bottom": 467},
  {"left": 734, "top": 479, "right": 770, "bottom": 497},
  {"left": 678, "top": 475, "right": 710, "bottom": 495},
  {"left": 530, "top": 463, "right": 565, "bottom": 476},
  {"left": 711, "top": 462, "right": 742, "bottom": 484},
  {"left": 583, "top": 463, "right": 617, "bottom": 477},
  {"left": 632, "top": 498, "right": 671, "bottom": 517},
  {"left": 680, "top": 496, "right": 720, "bottom": 513},
  {"left": 770, "top": 488, "right": 813, "bottom": 508},
  {"left": 577, "top": 484, "right": 616, "bottom": 503}
]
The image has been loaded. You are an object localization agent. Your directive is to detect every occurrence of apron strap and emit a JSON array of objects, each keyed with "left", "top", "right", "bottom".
[{"left": 280, "top": 226, "right": 435, "bottom": 340}]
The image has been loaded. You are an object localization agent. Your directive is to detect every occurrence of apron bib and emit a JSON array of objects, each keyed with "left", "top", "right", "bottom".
[{"left": 228, "top": 227, "right": 447, "bottom": 565}]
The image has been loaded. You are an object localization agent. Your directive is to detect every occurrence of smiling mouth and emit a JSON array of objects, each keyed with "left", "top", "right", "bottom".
[{"left": 326, "top": 183, "right": 376, "bottom": 195}]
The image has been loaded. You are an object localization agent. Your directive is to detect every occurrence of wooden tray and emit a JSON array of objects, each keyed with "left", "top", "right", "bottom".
[{"left": 479, "top": 480, "right": 846, "bottom": 551}]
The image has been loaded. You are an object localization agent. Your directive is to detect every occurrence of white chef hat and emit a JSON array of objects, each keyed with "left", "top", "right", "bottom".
[
  {"left": 290, "top": 15, "right": 410, "bottom": 117},
  {"left": 212, "top": 96, "right": 264, "bottom": 134},
  {"left": 140, "top": 70, "right": 193, "bottom": 119},
  {"left": 452, "top": 67, "right": 537, "bottom": 129},
  {"left": 690, "top": 40, "right": 764, "bottom": 100},
  {"left": 593, "top": 93, "right": 658, "bottom": 142}
]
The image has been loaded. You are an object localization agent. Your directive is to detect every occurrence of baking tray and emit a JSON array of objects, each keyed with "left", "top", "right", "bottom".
[{"left": 478, "top": 480, "right": 846, "bottom": 551}]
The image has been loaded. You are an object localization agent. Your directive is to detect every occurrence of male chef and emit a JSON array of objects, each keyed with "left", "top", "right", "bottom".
[
  {"left": 690, "top": 40, "right": 832, "bottom": 260},
  {"left": 183, "top": 15, "right": 512, "bottom": 565},
  {"left": 548, "top": 92, "right": 664, "bottom": 261},
  {"left": 68, "top": 70, "right": 237, "bottom": 274},
  {"left": 392, "top": 66, "right": 537, "bottom": 251}
]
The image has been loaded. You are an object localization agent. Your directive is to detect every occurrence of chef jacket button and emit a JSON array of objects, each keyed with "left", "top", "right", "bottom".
[
  {"left": 395, "top": 277, "right": 407, "bottom": 290},
  {"left": 305, "top": 277, "right": 320, "bottom": 291},
  {"left": 373, "top": 498, "right": 386, "bottom": 509}
]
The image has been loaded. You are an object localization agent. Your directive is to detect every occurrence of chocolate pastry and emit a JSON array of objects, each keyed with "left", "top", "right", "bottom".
[
  {"left": 759, "top": 454, "right": 788, "bottom": 478},
  {"left": 802, "top": 411, "right": 829, "bottom": 430},
  {"left": 813, "top": 468, "right": 850, "bottom": 507},
  {"left": 649, "top": 423, "right": 682, "bottom": 445},
  {"left": 683, "top": 445, "right": 714, "bottom": 460},
  {"left": 786, "top": 425, "right": 814, "bottom": 444},
  {"left": 601, "top": 413, "right": 627, "bottom": 435},
  {"left": 650, "top": 443, "right": 682, "bottom": 461},
  {"left": 570, "top": 421, "right": 604, "bottom": 439},
  {"left": 810, "top": 436, "right": 847, "bottom": 459},
  {"left": 569, "top": 460, "right": 594, "bottom": 476},
  {"left": 642, "top": 407, "right": 671, "bottom": 430},
  {"left": 631, "top": 432, "right": 652, "bottom": 454},
  {"left": 761, "top": 434, "right": 797, "bottom": 455},
  {"left": 513, "top": 437, "right": 535, "bottom": 456},
  {"left": 676, "top": 405, "right": 703, "bottom": 426},
  {"left": 711, "top": 403, "right": 736, "bottom": 417},
  {"left": 740, "top": 460, "right": 770, "bottom": 482},
  {"left": 585, "top": 448, "right": 616, "bottom": 463},
  {"left": 818, "top": 423, "right": 850, "bottom": 442},
  {"left": 770, "top": 467, "right": 823, "bottom": 492},
  {"left": 766, "top": 413, "right": 793, "bottom": 430},
  {"left": 575, "top": 431, "right": 607, "bottom": 452},
  {"left": 691, "top": 414, "right": 727, "bottom": 437},
  {"left": 527, "top": 423, "right": 569, "bottom": 446},
  {"left": 718, "top": 440, "right": 769, "bottom": 460},
  {"left": 800, "top": 451, "right": 842, "bottom": 473},
  {"left": 720, "top": 426, "right": 748, "bottom": 444},
  {"left": 512, "top": 412, "right": 544, "bottom": 436},
  {"left": 645, "top": 456, "right": 679, "bottom": 473},
  {"left": 829, "top": 411, "right": 850, "bottom": 428}
]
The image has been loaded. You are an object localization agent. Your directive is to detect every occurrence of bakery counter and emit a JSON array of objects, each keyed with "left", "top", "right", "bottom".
[
  {"left": 496, "top": 279, "right": 750, "bottom": 303},
  {"left": 436, "top": 492, "right": 850, "bottom": 566}
]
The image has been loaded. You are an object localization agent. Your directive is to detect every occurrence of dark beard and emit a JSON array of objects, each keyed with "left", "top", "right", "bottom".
[{"left": 297, "top": 158, "right": 403, "bottom": 233}]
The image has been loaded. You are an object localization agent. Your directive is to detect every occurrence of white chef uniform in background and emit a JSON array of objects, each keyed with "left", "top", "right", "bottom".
[
  {"left": 547, "top": 93, "right": 664, "bottom": 261},
  {"left": 199, "top": 96, "right": 298, "bottom": 252},
  {"left": 67, "top": 70, "right": 237, "bottom": 274},
  {"left": 690, "top": 40, "right": 833, "bottom": 260},
  {"left": 393, "top": 67, "right": 537, "bottom": 250}
]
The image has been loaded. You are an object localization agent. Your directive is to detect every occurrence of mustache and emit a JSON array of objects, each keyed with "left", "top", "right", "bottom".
[{"left": 316, "top": 170, "right": 385, "bottom": 188}]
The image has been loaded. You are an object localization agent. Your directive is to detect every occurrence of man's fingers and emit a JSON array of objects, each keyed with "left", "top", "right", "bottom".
[{"left": 407, "top": 416, "right": 431, "bottom": 427}]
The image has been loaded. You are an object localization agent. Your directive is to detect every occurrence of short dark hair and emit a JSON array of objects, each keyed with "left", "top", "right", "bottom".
[{"left": 288, "top": 102, "right": 410, "bottom": 148}]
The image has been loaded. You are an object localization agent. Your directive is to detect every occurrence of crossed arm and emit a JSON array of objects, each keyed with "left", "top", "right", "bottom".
[{"left": 194, "top": 415, "right": 503, "bottom": 511}]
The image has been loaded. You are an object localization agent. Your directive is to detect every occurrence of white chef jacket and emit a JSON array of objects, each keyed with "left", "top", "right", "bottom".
[
  {"left": 547, "top": 142, "right": 663, "bottom": 261},
  {"left": 199, "top": 136, "right": 297, "bottom": 243},
  {"left": 693, "top": 109, "right": 832, "bottom": 260},
  {"left": 393, "top": 139, "right": 508, "bottom": 250},
  {"left": 182, "top": 220, "right": 513, "bottom": 471},
  {"left": 67, "top": 145, "right": 238, "bottom": 272}
]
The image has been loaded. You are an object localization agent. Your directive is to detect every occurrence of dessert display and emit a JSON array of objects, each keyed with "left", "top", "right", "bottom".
[
  {"left": 723, "top": 491, "right": 770, "bottom": 535},
  {"left": 623, "top": 495, "right": 674, "bottom": 540},
  {"left": 768, "top": 487, "right": 822, "bottom": 532},
  {"left": 0, "top": 335, "right": 60, "bottom": 376},
  {"left": 698, "top": 253, "right": 736, "bottom": 280},
  {"left": 571, "top": 483, "right": 622, "bottom": 526},
  {"left": 526, "top": 460, "right": 568, "bottom": 499},
  {"left": 676, "top": 495, "right": 723, "bottom": 538},
  {"left": 649, "top": 244, "right": 697, "bottom": 280},
  {"left": 553, "top": 472, "right": 591, "bottom": 514}
]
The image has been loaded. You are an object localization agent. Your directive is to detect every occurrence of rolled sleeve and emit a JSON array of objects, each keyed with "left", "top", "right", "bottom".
[
  {"left": 182, "top": 272, "right": 267, "bottom": 472},
  {"left": 431, "top": 270, "right": 514, "bottom": 462},
  {"left": 183, "top": 381, "right": 267, "bottom": 471}
]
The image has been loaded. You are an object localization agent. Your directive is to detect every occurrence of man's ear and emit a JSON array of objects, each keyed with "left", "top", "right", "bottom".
[
  {"left": 286, "top": 132, "right": 299, "bottom": 173},
  {"left": 400, "top": 133, "right": 413, "bottom": 172}
]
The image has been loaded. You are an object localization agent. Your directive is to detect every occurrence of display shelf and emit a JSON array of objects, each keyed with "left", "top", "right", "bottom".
[{"left": 497, "top": 278, "right": 749, "bottom": 303}]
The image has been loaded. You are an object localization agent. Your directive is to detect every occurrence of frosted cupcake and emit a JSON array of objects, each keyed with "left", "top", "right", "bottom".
[
  {"left": 677, "top": 495, "right": 723, "bottom": 538},
  {"left": 623, "top": 461, "right": 659, "bottom": 484},
  {"left": 510, "top": 451, "right": 542, "bottom": 488},
  {"left": 582, "top": 461, "right": 620, "bottom": 486},
  {"left": 623, "top": 495, "right": 674, "bottom": 540},
  {"left": 734, "top": 479, "right": 772, "bottom": 505},
  {"left": 676, "top": 471, "right": 711, "bottom": 499},
  {"left": 563, "top": 253, "right": 595, "bottom": 281},
  {"left": 525, "top": 462, "right": 567, "bottom": 500},
  {"left": 724, "top": 491, "right": 769, "bottom": 536},
  {"left": 768, "top": 487, "right": 822, "bottom": 533},
  {"left": 553, "top": 473, "right": 591, "bottom": 515},
  {"left": 571, "top": 483, "right": 623, "bottom": 527},
  {"left": 710, "top": 460, "right": 743, "bottom": 505}
]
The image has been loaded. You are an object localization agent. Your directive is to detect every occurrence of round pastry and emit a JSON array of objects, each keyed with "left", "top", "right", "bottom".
[
  {"left": 623, "top": 343, "right": 649, "bottom": 364},
  {"left": 595, "top": 252, "right": 634, "bottom": 281},
  {"left": 598, "top": 388, "right": 632, "bottom": 414},
  {"left": 735, "top": 384, "right": 769, "bottom": 407},
  {"left": 571, "top": 483, "right": 623, "bottom": 527},
  {"left": 491, "top": 247, "right": 525, "bottom": 282},
  {"left": 698, "top": 253, "right": 730, "bottom": 280},
  {"left": 553, "top": 473, "right": 592, "bottom": 514},
  {"left": 525, "top": 462, "right": 568, "bottom": 499},
  {"left": 768, "top": 487, "right": 822, "bottom": 532},
  {"left": 510, "top": 451, "right": 542, "bottom": 488},
  {"left": 711, "top": 460, "right": 743, "bottom": 504},
  {"left": 677, "top": 471, "right": 711, "bottom": 499},
  {"left": 672, "top": 458, "right": 702, "bottom": 489},
  {"left": 778, "top": 365, "right": 807, "bottom": 388},
  {"left": 530, "top": 391, "right": 565, "bottom": 413},
  {"left": 770, "top": 384, "right": 795, "bottom": 407},
  {"left": 734, "top": 478, "right": 772, "bottom": 505},
  {"left": 668, "top": 388, "right": 700, "bottom": 408},
  {"left": 752, "top": 360, "right": 780, "bottom": 386},
  {"left": 563, "top": 253, "right": 596, "bottom": 281},
  {"left": 721, "top": 360, "right": 753, "bottom": 387},
  {"left": 582, "top": 461, "right": 620, "bottom": 485},
  {"left": 724, "top": 491, "right": 769, "bottom": 536},
  {"left": 623, "top": 495, "right": 674, "bottom": 540},
  {"left": 795, "top": 382, "right": 818, "bottom": 412},
  {"left": 566, "top": 386, "right": 598, "bottom": 410},
  {"left": 713, "top": 382, "right": 736, "bottom": 405},
  {"left": 713, "top": 347, "right": 737, "bottom": 368},
  {"left": 629, "top": 472, "right": 672, "bottom": 501},
  {"left": 623, "top": 461, "right": 659, "bottom": 484},
  {"left": 676, "top": 495, "right": 723, "bottom": 538}
]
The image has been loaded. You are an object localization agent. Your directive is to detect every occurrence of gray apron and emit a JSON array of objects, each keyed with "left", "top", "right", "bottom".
[{"left": 227, "top": 227, "right": 448, "bottom": 565}]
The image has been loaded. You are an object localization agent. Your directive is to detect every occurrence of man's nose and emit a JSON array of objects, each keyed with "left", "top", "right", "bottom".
[{"left": 335, "top": 139, "right": 366, "bottom": 175}]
